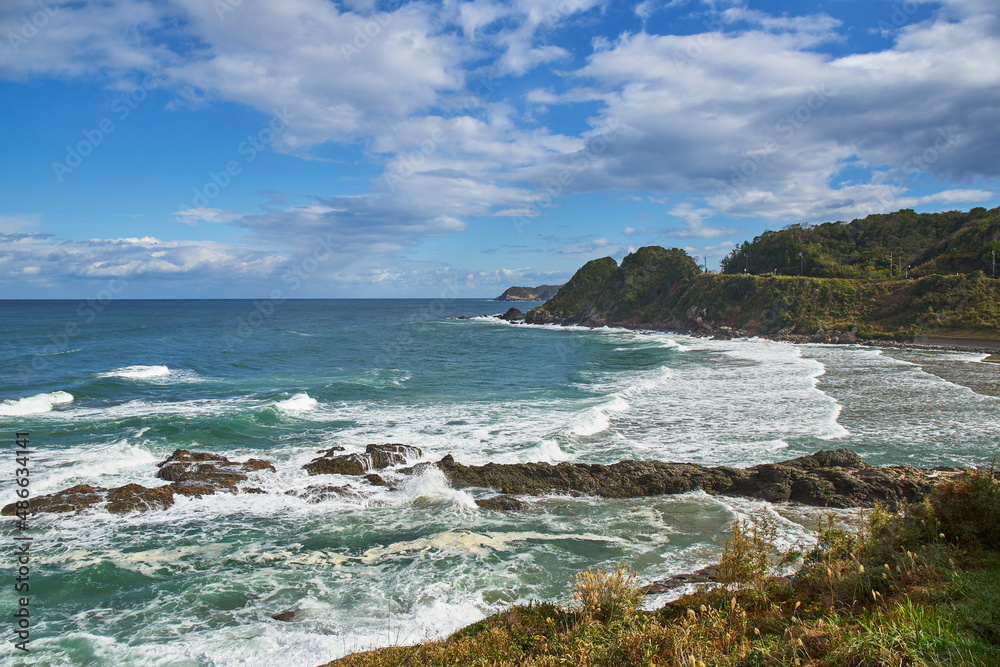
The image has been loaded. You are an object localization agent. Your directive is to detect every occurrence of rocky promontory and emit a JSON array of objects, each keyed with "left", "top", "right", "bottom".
[
  {"left": 494, "top": 284, "right": 563, "bottom": 301},
  {"left": 437, "top": 449, "right": 964, "bottom": 511},
  {"left": 520, "top": 242, "right": 1000, "bottom": 343}
]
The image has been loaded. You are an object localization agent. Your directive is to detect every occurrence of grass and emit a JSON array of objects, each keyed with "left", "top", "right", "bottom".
[{"left": 323, "top": 466, "right": 1000, "bottom": 667}]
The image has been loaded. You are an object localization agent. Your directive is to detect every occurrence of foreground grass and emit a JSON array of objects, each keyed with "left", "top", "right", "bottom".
[{"left": 324, "top": 466, "right": 1000, "bottom": 667}]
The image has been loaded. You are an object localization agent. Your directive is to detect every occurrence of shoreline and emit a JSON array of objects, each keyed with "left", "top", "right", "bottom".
[{"left": 492, "top": 309, "right": 1000, "bottom": 356}]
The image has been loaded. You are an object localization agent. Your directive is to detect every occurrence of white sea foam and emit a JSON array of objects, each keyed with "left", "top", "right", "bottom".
[
  {"left": 0, "top": 390, "right": 73, "bottom": 416},
  {"left": 274, "top": 392, "right": 319, "bottom": 414},
  {"left": 518, "top": 439, "right": 571, "bottom": 463},
  {"left": 30, "top": 438, "right": 162, "bottom": 495},
  {"left": 570, "top": 396, "right": 630, "bottom": 436},
  {"left": 99, "top": 365, "right": 171, "bottom": 379},
  {"left": 396, "top": 466, "right": 478, "bottom": 509}
]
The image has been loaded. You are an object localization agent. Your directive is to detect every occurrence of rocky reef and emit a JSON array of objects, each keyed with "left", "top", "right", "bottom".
[
  {"left": 437, "top": 449, "right": 962, "bottom": 511},
  {"left": 3, "top": 447, "right": 969, "bottom": 517},
  {"left": 1, "top": 449, "right": 274, "bottom": 516}
]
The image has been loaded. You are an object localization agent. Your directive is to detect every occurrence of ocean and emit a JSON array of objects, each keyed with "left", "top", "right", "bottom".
[{"left": 1, "top": 299, "right": 997, "bottom": 666}]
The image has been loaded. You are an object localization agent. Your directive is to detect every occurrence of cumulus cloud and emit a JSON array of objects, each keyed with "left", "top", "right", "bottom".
[{"left": 3, "top": 0, "right": 1000, "bottom": 293}]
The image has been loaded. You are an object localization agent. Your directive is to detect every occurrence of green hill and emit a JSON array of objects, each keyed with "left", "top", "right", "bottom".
[
  {"left": 722, "top": 207, "right": 1000, "bottom": 279},
  {"left": 494, "top": 284, "right": 563, "bottom": 301},
  {"left": 529, "top": 208, "right": 1000, "bottom": 340}
]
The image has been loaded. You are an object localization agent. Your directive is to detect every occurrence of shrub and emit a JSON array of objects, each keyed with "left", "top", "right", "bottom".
[
  {"left": 930, "top": 462, "right": 1000, "bottom": 550},
  {"left": 572, "top": 564, "right": 642, "bottom": 623}
]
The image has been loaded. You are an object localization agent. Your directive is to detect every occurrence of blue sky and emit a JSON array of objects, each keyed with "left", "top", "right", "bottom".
[{"left": 1, "top": 0, "right": 998, "bottom": 298}]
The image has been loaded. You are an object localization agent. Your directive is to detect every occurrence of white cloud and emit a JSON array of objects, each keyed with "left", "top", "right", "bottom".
[{"left": 174, "top": 208, "right": 246, "bottom": 226}]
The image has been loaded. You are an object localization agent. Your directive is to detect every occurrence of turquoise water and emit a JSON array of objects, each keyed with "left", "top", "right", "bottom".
[{"left": 1, "top": 299, "right": 997, "bottom": 665}]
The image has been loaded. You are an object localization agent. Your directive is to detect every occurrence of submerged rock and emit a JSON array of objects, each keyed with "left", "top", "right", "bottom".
[
  {"left": 271, "top": 609, "right": 297, "bottom": 622},
  {"left": 438, "top": 449, "right": 963, "bottom": 511},
  {"left": 475, "top": 495, "right": 526, "bottom": 511}
]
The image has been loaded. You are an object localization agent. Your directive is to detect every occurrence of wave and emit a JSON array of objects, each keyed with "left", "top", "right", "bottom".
[
  {"left": 570, "top": 396, "right": 630, "bottom": 436},
  {"left": 274, "top": 393, "right": 319, "bottom": 414},
  {"left": 99, "top": 365, "right": 171, "bottom": 380},
  {"left": 0, "top": 390, "right": 74, "bottom": 417},
  {"left": 517, "top": 439, "right": 571, "bottom": 463}
]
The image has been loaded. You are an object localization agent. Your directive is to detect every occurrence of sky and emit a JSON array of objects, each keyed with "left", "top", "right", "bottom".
[{"left": 1, "top": 0, "right": 999, "bottom": 299}]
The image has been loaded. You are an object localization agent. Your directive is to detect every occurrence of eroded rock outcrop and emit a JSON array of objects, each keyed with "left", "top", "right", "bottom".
[
  {"left": 305, "top": 443, "right": 423, "bottom": 476},
  {"left": 498, "top": 307, "right": 525, "bottom": 322},
  {"left": 438, "top": 449, "right": 963, "bottom": 511},
  {"left": 1, "top": 449, "right": 275, "bottom": 516}
]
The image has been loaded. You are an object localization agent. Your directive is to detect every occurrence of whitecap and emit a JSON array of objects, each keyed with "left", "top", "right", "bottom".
[
  {"left": 570, "top": 396, "right": 630, "bottom": 436},
  {"left": 518, "top": 439, "right": 571, "bottom": 463},
  {"left": 274, "top": 393, "right": 319, "bottom": 414},
  {"left": 0, "top": 390, "right": 73, "bottom": 417},
  {"left": 99, "top": 365, "right": 171, "bottom": 380}
]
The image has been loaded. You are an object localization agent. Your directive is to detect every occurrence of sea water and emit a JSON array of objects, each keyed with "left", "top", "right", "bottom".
[{"left": 0, "top": 299, "right": 996, "bottom": 666}]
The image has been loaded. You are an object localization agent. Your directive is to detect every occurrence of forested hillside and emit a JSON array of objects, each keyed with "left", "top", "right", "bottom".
[{"left": 721, "top": 207, "right": 1000, "bottom": 279}]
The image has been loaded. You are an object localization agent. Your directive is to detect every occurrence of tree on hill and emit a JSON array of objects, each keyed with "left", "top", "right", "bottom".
[{"left": 720, "top": 206, "right": 1000, "bottom": 279}]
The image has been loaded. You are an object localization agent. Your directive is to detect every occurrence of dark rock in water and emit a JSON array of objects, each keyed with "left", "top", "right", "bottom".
[
  {"left": 366, "top": 443, "right": 421, "bottom": 469},
  {"left": 837, "top": 330, "right": 857, "bottom": 344},
  {"left": 105, "top": 483, "right": 177, "bottom": 513},
  {"left": 498, "top": 307, "right": 525, "bottom": 322},
  {"left": 286, "top": 484, "right": 355, "bottom": 503},
  {"left": 305, "top": 452, "right": 369, "bottom": 476},
  {"left": 365, "top": 474, "right": 388, "bottom": 486},
  {"left": 1, "top": 483, "right": 106, "bottom": 516},
  {"left": 2, "top": 450, "right": 277, "bottom": 516},
  {"left": 157, "top": 449, "right": 275, "bottom": 496},
  {"left": 272, "top": 609, "right": 297, "bottom": 622},
  {"left": 475, "top": 495, "right": 525, "bottom": 511},
  {"left": 305, "top": 443, "right": 423, "bottom": 476},
  {"left": 317, "top": 446, "right": 346, "bottom": 454},
  {"left": 437, "top": 449, "right": 962, "bottom": 511},
  {"left": 712, "top": 326, "right": 735, "bottom": 340},
  {"left": 525, "top": 307, "right": 558, "bottom": 324},
  {"left": 641, "top": 565, "right": 721, "bottom": 595}
]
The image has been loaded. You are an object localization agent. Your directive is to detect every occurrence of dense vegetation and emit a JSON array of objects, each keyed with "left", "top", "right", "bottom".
[
  {"left": 326, "top": 465, "right": 1000, "bottom": 666},
  {"left": 537, "top": 209, "right": 1000, "bottom": 339},
  {"left": 721, "top": 207, "right": 1000, "bottom": 279},
  {"left": 494, "top": 284, "right": 564, "bottom": 301}
]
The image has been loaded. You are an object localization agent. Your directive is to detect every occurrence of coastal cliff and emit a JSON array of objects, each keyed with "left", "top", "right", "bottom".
[
  {"left": 494, "top": 284, "right": 563, "bottom": 301},
  {"left": 526, "top": 244, "right": 1000, "bottom": 341}
]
